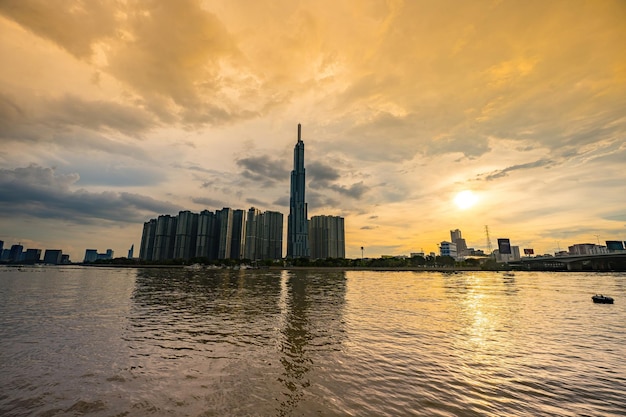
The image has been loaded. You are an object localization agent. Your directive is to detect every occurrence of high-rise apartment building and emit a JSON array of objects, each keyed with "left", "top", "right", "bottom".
[
  {"left": 174, "top": 210, "right": 199, "bottom": 259},
  {"left": 140, "top": 207, "right": 283, "bottom": 262},
  {"left": 140, "top": 218, "right": 157, "bottom": 261},
  {"left": 196, "top": 210, "right": 219, "bottom": 260},
  {"left": 309, "top": 215, "right": 345, "bottom": 259},
  {"left": 216, "top": 208, "right": 233, "bottom": 260},
  {"left": 287, "top": 124, "right": 309, "bottom": 258},
  {"left": 153, "top": 215, "right": 177, "bottom": 261},
  {"left": 264, "top": 211, "right": 284, "bottom": 260},
  {"left": 230, "top": 209, "right": 247, "bottom": 260}
]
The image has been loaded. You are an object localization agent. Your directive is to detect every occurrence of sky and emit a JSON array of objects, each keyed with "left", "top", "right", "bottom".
[{"left": 1, "top": 0, "right": 625, "bottom": 261}]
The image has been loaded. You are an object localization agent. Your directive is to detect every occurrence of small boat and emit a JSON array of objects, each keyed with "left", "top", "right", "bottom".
[{"left": 592, "top": 294, "right": 614, "bottom": 304}]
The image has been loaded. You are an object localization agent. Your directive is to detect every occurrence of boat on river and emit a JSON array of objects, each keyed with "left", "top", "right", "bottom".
[{"left": 592, "top": 294, "right": 614, "bottom": 304}]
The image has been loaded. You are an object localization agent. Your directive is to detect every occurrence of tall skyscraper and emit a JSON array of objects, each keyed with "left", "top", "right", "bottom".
[{"left": 287, "top": 124, "right": 309, "bottom": 258}]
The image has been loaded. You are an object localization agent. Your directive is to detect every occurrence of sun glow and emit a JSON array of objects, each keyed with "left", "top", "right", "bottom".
[{"left": 454, "top": 190, "right": 478, "bottom": 210}]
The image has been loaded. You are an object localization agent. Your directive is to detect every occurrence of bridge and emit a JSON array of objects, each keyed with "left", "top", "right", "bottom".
[{"left": 513, "top": 252, "right": 626, "bottom": 271}]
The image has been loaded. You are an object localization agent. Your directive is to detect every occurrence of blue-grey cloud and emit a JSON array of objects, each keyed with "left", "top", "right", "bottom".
[
  {"left": 236, "top": 155, "right": 289, "bottom": 186},
  {"left": 192, "top": 197, "right": 226, "bottom": 209},
  {"left": 0, "top": 164, "right": 181, "bottom": 224},
  {"left": 308, "top": 160, "right": 340, "bottom": 182}
]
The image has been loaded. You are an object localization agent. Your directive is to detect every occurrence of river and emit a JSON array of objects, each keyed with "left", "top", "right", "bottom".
[{"left": 1, "top": 266, "right": 625, "bottom": 416}]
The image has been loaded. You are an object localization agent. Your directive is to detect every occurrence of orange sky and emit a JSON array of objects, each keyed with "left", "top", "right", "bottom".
[{"left": 1, "top": 0, "right": 625, "bottom": 261}]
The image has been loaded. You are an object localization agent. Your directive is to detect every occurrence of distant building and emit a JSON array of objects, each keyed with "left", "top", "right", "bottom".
[
  {"left": 450, "top": 229, "right": 468, "bottom": 257},
  {"left": 128, "top": 244, "right": 134, "bottom": 259},
  {"left": 24, "top": 249, "right": 42, "bottom": 264},
  {"left": 439, "top": 241, "right": 457, "bottom": 259},
  {"left": 309, "top": 215, "right": 345, "bottom": 259},
  {"left": 84, "top": 249, "right": 98, "bottom": 262},
  {"left": 174, "top": 210, "right": 199, "bottom": 260},
  {"left": 139, "top": 207, "right": 284, "bottom": 262},
  {"left": 216, "top": 208, "right": 233, "bottom": 260},
  {"left": 606, "top": 241, "right": 625, "bottom": 252},
  {"left": 43, "top": 249, "right": 63, "bottom": 265},
  {"left": 9, "top": 244, "right": 23, "bottom": 263},
  {"left": 495, "top": 246, "right": 521, "bottom": 263},
  {"left": 154, "top": 215, "right": 177, "bottom": 261},
  {"left": 84, "top": 249, "right": 113, "bottom": 262},
  {"left": 196, "top": 210, "right": 219, "bottom": 260},
  {"left": 568, "top": 243, "right": 608, "bottom": 255},
  {"left": 139, "top": 219, "right": 157, "bottom": 261},
  {"left": 230, "top": 209, "right": 247, "bottom": 260}
]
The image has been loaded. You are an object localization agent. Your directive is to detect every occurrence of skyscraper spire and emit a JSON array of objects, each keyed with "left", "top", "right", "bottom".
[{"left": 287, "top": 124, "right": 309, "bottom": 258}]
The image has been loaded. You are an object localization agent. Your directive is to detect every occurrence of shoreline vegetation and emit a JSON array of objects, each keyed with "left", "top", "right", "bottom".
[{"left": 7, "top": 254, "right": 626, "bottom": 271}]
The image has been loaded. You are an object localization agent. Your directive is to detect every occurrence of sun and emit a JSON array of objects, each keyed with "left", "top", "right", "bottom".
[{"left": 454, "top": 190, "right": 478, "bottom": 210}]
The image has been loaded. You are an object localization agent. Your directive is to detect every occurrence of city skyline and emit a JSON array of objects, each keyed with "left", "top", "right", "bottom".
[{"left": 1, "top": 1, "right": 625, "bottom": 261}]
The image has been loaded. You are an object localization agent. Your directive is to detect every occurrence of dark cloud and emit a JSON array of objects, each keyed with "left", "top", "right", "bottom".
[
  {"left": 480, "top": 158, "right": 556, "bottom": 181},
  {"left": 0, "top": 164, "right": 181, "bottom": 223},
  {"left": 361, "top": 225, "right": 378, "bottom": 230},
  {"left": 246, "top": 198, "right": 267, "bottom": 207},
  {"left": 236, "top": 155, "right": 288, "bottom": 186},
  {"left": 273, "top": 195, "right": 290, "bottom": 207},
  {"left": 45, "top": 95, "right": 155, "bottom": 135},
  {"left": 191, "top": 197, "right": 226, "bottom": 209},
  {"left": 307, "top": 160, "right": 340, "bottom": 182}
]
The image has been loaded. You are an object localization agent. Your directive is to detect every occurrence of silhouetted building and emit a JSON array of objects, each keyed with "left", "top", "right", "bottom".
[
  {"left": 265, "top": 211, "right": 284, "bottom": 260},
  {"left": 9, "top": 244, "right": 23, "bottom": 263},
  {"left": 309, "top": 215, "right": 345, "bottom": 259},
  {"left": 174, "top": 210, "right": 199, "bottom": 259},
  {"left": 84, "top": 249, "right": 98, "bottom": 262},
  {"left": 140, "top": 207, "right": 283, "bottom": 262},
  {"left": 606, "top": 241, "right": 625, "bottom": 252},
  {"left": 230, "top": 209, "right": 247, "bottom": 260},
  {"left": 196, "top": 210, "right": 219, "bottom": 260},
  {"left": 154, "top": 215, "right": 177, "bottom": 261},
  {"left": 287, "top": 124, "right": 309, "bottom": 258},
  {"left": 139, "top": 219, "right": 157, "bottom": 261},
  {"left": 24, "top": 249, "right": 41, "bottom": 264},
  {"left": 128, "top": 244, "right": 134, "bottom": 259},
  {"left": 217, "top": 208, "right": 234, "bottom": 259},
  {"left": 43, "top": 249, "right": 63, "bottom": 265}
]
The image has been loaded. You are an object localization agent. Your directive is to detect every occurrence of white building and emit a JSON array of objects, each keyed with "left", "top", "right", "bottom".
[{"left": 439, "top": 241, "right": 457, "bottom": 259}]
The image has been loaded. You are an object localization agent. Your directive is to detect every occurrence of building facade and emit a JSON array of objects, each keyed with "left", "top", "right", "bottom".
[
  {"left": 309, "top": 215, "right": 345, "bottom": 259},
  {"left": 140, "top": 207, "right": 283, "bottom": 262},
  {"left": 287, "top": 124, "right": 310, "bottom": 258},
  {"left": 439, "top": 241, "right": 457, "bottom": 259}
]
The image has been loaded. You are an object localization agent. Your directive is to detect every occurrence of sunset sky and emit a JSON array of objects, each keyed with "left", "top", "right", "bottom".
[{"left": 1, "top": 0, "right": 625, "bottom": 261}]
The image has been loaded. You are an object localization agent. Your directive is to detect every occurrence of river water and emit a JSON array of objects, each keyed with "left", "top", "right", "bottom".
[{"left": 1, "top": 266, "right": 625, "bottom": 416}]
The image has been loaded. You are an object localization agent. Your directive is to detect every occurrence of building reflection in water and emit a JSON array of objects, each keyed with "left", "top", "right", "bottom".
[
  {"left": 127, "top": 268, "right": 347, "bottom": 415},
  {"left": 276, "top": 270, "right": 347, "bottom": 416}
]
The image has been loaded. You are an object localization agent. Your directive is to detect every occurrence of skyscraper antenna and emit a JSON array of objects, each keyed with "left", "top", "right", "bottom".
[{"left": 298, "top": 123, "right": 301, "bottom": 142}]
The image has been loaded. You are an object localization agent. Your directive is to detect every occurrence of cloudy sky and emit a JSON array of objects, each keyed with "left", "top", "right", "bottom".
[{"left": 1, "top": 0, "right": 625, "bottom": 261}]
